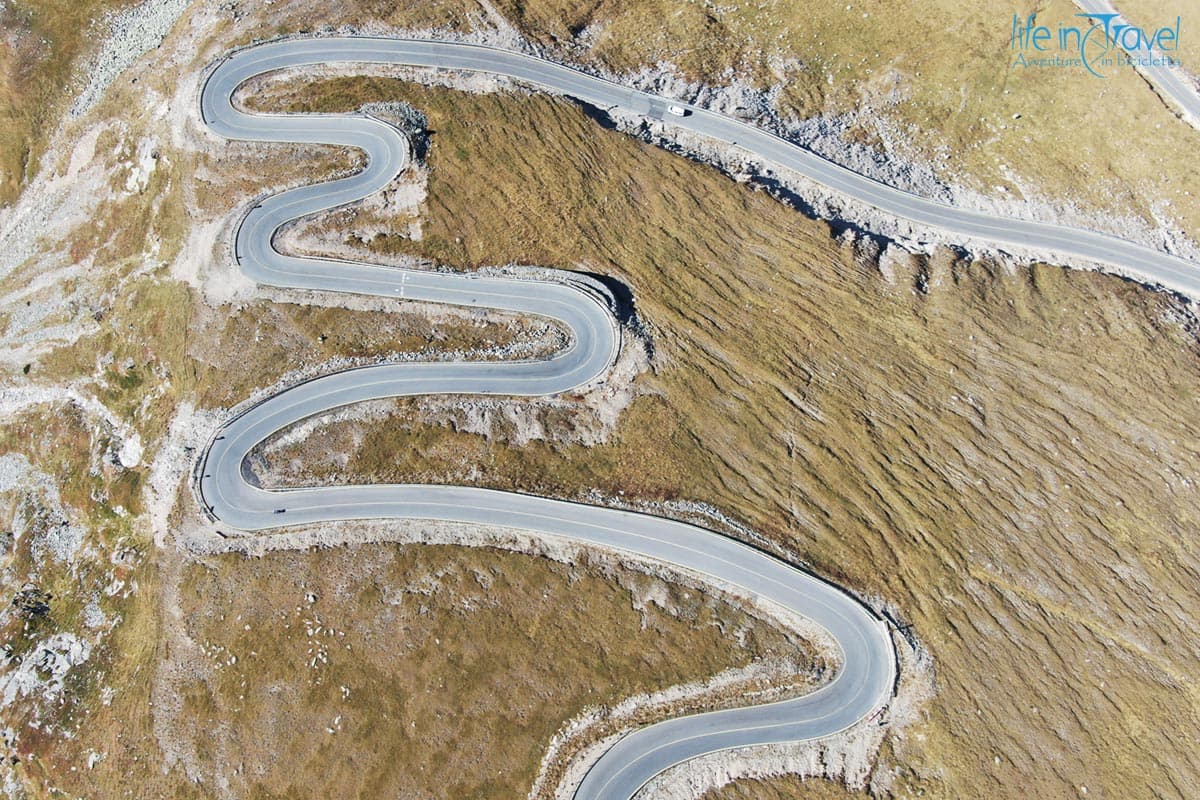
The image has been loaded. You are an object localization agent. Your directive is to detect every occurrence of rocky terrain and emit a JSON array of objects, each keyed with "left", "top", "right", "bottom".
[{"left": 0, "top": 0, "right": 1197, "bottom": 798}]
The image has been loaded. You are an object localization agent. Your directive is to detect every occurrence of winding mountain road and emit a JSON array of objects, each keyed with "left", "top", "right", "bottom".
[
  {"left": 197, "top": 36, "right": 1198, "bottom": 800},
  {"left": 1075, "top": 0, "right": 1200, "bottom": 126}
]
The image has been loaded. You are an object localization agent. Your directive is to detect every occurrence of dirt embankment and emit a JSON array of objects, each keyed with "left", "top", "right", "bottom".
[
  {"left": 1, "top": 1, "right": 1199, "bottom": 798},
  {"left": 255, "top": 79, "right": 1200, "bottom": 799}
]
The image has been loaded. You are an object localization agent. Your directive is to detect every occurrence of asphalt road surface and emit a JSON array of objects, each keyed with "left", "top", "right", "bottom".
[
  {"left": 1074, "top": 0, "right": 1200, "bottom": 124},
  {"left": 202, "top": 38, "right": 1200, "bottom": 298},
  {"left": 197, "top": 35, "right": 1197, "bottom": 800}
]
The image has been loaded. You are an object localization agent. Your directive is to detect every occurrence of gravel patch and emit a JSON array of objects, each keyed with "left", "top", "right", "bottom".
[{"left": 71, "top": 0, "right": 192, "bottom": 119}]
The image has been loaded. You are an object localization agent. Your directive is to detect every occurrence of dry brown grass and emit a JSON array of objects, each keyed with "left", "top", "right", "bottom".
[
  {"left": 5, "top": 1, "right": 1200, "bottom": 797},
  {"left": 1119, "top": 0, "right": 1200, "bottom": 71},
  {"left": 252, "top": 78, "right": 1200, "bottom": 798},
  {"left": 235, "top": 0, "right": 1200, "bottom": 237},
  {"left": 30, "top": 542, "right": 804, "bottom": 799},
  {"left": 0, "top": 11, "right": 814, "bottom": 799},
  {"left": 0, "top": 0, "right": 137, "bottom": 205},
  {"left": 0, "top": 407, "right": 152, "bottom": 790},
  {"left": 492, "top": 0, "right": 1200, "bottom": 236}
]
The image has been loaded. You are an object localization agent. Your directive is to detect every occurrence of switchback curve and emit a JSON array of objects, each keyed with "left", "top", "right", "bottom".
[{"left": 196, "top": 37, "right": 902, "bottom": 800}]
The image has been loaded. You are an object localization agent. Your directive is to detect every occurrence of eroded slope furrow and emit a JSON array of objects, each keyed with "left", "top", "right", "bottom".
[{"left": 196, "top": 37, "right": 895, "bottom": 800}]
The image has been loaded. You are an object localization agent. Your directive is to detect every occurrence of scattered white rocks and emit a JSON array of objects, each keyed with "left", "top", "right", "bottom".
[
  {"left": 533, "top": 659, "right": 811, "bottom": 800},
  {"left": 0, "top": 453, "right": 37, "bottom": 496},
  {"left": 639, "top": 725, "right": 884, "bottom": 800},
  {"left": 0, "top": 385, "right": 142, "bottom": 473},
  {"left": 282, "top": 154, "right": 429, "bottom": 254},
  {"left": 0, "top": 451, "right": 88, "bottom": 566},
  {"left": 83, "top": 600, "right": 109, "bottom": 630},
  {"left": 170, "top": 214, "right": 238, "bottom": 300},
  {"left": 70, "top": 0, "right": 192, "bottom": 118},
  {"left": 117, "top": 433, "right": 144, "bottom": 469},
  {"left": 146, "top": 401, "right": 224, "bottom": 546},
  {"left": 122, "top": 138, "right": 160, "bottom": 194},
  {"left": 0, "top": 633, "right": 92, "bottom": 709},
  {"left": 0, "top": 121, "right": 108, "bottom": 283},
  {"left": 34, "top": 516, "right": 86, "bottom": 567}
]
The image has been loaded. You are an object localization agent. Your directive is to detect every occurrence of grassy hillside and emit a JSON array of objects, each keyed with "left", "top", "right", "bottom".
[
  {"left": 255, "top": 77, "right": 1200, "bottom": 798},
  {"left": 0, "top": 7, "right": 814, "bottom": 797},
  {"left": 237, "top": 0, "right": 1200, "bottom": 240},
  {"left": 0, "top": 0, "right": 136, "bottom": 205},
  {"left": 2, "top": 0, "right": 1199, "bottom": 797}
]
